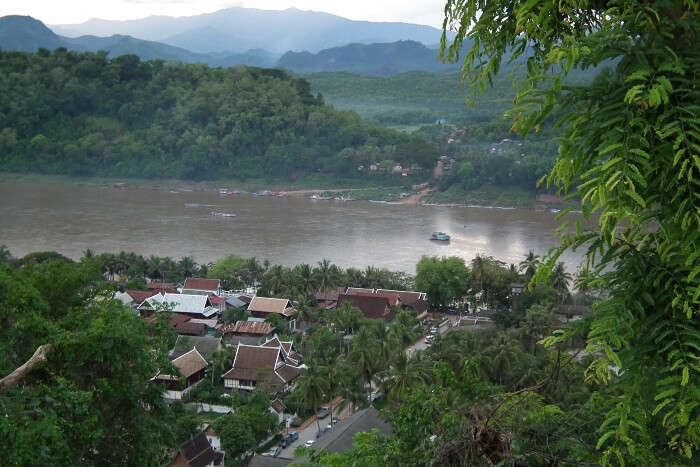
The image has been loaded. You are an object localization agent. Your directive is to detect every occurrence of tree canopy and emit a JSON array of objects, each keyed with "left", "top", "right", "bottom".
[
  {"left": 442, "top": 0, "right": 699, "bottom": 461},
  {"left": 0, "top": 49, "right": 438, "bottom": 180}
]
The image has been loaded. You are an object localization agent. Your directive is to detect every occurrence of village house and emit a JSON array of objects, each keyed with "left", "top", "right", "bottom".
[
  {"left": 182, "top": 278, "right": 222, "bottom": 296},
  {"left": 169, "top": 335, "right": 223, "bottom": 362},
  {"left": 225, "top": 294, "right": 252, "bottom": 310},
  {"left": 153, "top": 347, "right": 208, "bottom": 400},
  {"left": 375, "top": 289, "right": 428, "bottom": 312},
  {"left": 144, "top": 313, "right": 207, "bottom": 337},
  {"left": 138, "top": 293, "right": 219, "bottom": 319},
  {"left": 247, "top": 296, "right": 295, "bottom": 319},
  {"left": 222, "top": 339, "right": 301, "bottom": 393},
  {"left": 221, "top": 320, "right": 275, "bottom": 346},
  {"left": 337, "top": 294, "right": 394, "bottom": 322},
  {"left": 314, "top": 287, "right": 346, "bottom": 309},
  {"left": 170, "top": 429, "right": 224, "bottom": 467}
]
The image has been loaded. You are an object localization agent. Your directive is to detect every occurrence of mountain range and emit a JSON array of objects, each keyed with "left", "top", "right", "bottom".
[
  {"left": 0, "top": 14, "right": 460, "bottom": 75},
  {"left": 50, "top": 7, "right": 451, "bottom": 54}
]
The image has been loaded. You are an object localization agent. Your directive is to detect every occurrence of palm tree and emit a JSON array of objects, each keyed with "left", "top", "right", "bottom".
[
  {"left": 347, "top": 329, "right": 378, "bottom": 400},
  {"left": 178, "top": 256, "right": 197, "bottom": 279},
  {"left": 485, "top": 332, "right": 520, "bottom": 384},
  {"left": 296, "top": 365, "right": 330, "bottom": 435},
  {"left": 549, "top": 262, "right": 572, "bottom": 302},
  {"left": 295, "top": 263, "right": 315, "bottom": 297},
  {"left": 265, "top": 265, "right": 285, "bottom": 296},
  {"left": 377, "top": 352, "right": 430, "bottom": 402},
  {"left": 314, "top": 259, "right": 336, "bottom": 292},
  {"left": 294, "top": 295, "right": 316, "bottom": 324},
  {"left": 519, "top": 250, "right": 540, "bottom": 282}
]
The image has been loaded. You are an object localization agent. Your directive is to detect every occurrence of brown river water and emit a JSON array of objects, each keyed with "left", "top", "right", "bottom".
[{"left": 0, "top": 182, "right": 587, "bottom": 274}]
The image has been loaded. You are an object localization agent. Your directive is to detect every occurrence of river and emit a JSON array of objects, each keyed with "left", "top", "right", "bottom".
[{"left": 0, "top": 182, "right": 587, "bottom": 274}]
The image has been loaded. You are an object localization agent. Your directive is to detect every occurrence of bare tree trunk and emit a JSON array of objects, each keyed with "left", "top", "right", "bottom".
[{"left": 0, "top": 344, "right": 52, "bottom": 391}]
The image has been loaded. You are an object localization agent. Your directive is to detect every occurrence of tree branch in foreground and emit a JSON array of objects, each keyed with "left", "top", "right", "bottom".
[{"left": 0, "top": 344, "right": 53, "bottom": 391}]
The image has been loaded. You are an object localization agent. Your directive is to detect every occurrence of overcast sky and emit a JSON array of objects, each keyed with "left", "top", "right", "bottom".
[{"left": 1, "top": 1, "right": 448, "bottom": 27}]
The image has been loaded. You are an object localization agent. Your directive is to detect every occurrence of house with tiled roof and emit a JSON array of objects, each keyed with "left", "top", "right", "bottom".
[
  {"left": 170, "top": 335, "right": 222, "bottom": 362},
  {"left": 375, "top": 289, "right": 428, "bottom": 311},
  {"left": 222, "top": 320, "right": 274, "bottom": 345},
  {"left": 170, "top": 429, "right": 224, "bottom": 467},
  {"left": 262, "top": 336, "right": 302, "bottom": 366},
  {"left": 337, "top": 294, "right": 394, "bottom": 322},
  {"left": 247, "top": 297, "right": 295, "bottom": 319},
  {"left": 182, "top": 278, "right": 222, "bottom": 296},
  {"left": 138, "top": 293, "right": 219, "bottom": 319},
  {"left": 222, "top": 342, "right": 300, "bottom": 393},
  {"left": 154, "top": 347, "right": 208, "bottom": 400}
]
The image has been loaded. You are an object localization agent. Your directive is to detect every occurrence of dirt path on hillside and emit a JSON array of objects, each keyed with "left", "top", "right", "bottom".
[{"left": 401, "top": 188, "right": 431, "bottom": 205}]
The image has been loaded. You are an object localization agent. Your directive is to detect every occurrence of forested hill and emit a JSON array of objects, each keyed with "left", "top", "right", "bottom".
[
  {"left": 277, "top": 40, "right": 460, "bottom": 76},
  {"left": 0, "top": 49, "right": 437, "bottom": 179}
]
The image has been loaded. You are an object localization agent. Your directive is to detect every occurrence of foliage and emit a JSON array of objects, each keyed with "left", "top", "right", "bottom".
[
  {"left": 414, "top": 255, "right": 470, "bottom": 307},
  {"left": 213, "top": 391, "right": 277, "bottom": 460},
  {"left": 0, "top": 261, "right": 177, "bottom": 465},
  {"left": 443, "top": 0, "right": 700, "bottom": 461},
  {"left": 0, "top": 49, "right": 438, "bottom": 180}
]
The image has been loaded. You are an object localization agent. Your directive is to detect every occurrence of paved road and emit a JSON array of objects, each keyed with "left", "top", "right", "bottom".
[
  {"left": 276, "top": 404, "right": 352, "bottom": 459},
  {"left": 406, "top": 315, "right": 457, "bottom": 355}
]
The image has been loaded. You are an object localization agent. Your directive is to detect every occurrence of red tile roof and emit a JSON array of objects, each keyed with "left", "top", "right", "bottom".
[
  {"left": 183, "top": 278, "right": 220, "bottom": 291},
  {"left": 353, "top": 291, "right": 399, "bottom": 306},
  {"left": 208, "top": 296, "right": 225, "bottom": 305},
  {"left": 126, "top": 290, "right": 158, "bottom": 304},
  {"left": 337, "top": 294, "right": 393, "bottom": 321}
]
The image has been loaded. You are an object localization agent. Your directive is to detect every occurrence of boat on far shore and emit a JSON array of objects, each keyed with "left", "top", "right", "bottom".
[
  {"left": 212, "top": 212, "right": 236, "bottom": 217},
  {"left": 430, "top": 232, "right": 451, "bottom": 241}
]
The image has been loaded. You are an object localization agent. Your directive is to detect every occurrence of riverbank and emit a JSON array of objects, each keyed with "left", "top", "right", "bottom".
[{"left": 0, "top": 172, "right": 573, "bottom": 210}]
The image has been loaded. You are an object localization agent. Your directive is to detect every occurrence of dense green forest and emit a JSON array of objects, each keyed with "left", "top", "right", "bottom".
[{"left": 0, "top": 49, "right": 437, "bottom": 180}]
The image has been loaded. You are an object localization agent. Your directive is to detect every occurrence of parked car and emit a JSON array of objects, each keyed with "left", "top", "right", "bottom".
[
  {"left": 289, "top": 431, "right": 299, "bottom": 441},
  {"left": 430, "top": 327, "right": 439, "bottom": 334},
  {"left": 305, "top": 440, "right": 315, "bottom": 448},
  {"left": 266, "top": 447, "right": 281, "bottom": 457},
  {"left": 424, "top": 335, "right": 434, "bottom": 344},
  {"left": 316, "top": 407, "right": 330, "bottom": 419}
]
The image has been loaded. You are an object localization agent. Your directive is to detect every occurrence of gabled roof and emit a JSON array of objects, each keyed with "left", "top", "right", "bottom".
[
  {"left": 337, "top": 294, "right": 393, "bottom": 321},
  {"left": 222, "top": 344, "right": 299, "bottom": 384},
  {"left": 176, "top": 430, "right": 218, "bottom": 467},
  {"left": 315, "top": 287, "right": 346, "bottom": 302},
  {"left": 375, "top": 289, "right": 427, "bottom": 306},
  {"left": 183, "top": 278, "right": 221, "bottom": 292},
  {"left": 247, "top": 297, "right": 292, "bottom": 316},
  {"left": 172, "top": 347, "right": 208, "bottom": 378},
  {"left": 223, "top": 321, "right": 273, "bottom": 336},
  {"left": 352, "top": 291, "right": 399, "bottom": 306},
  {"left": 126, "top": 289, "right": 158, "bottom": 304},
  {"left": 262, "top": 336, "right": 292, "bottom": 354},
  {"left": 345, "top": 287, "right": 376, "bottom": 295},
  {"left": 170, "top": 335, "right": 222, "bottom": 361},
  {"left": 140, "top": 293, "right": 217, "bottom": 318}
]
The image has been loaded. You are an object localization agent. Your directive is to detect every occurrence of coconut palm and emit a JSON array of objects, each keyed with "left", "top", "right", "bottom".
[
  {"left": 347, "top": 329, "right": 378, "bottom": 400},
  {"left": 264, "top": 265, "right": 286, "bottom": 296},
  {"left": 295, "top": 263, "right": 315, "bottom": 296},
  {"left": 314, "top": 258, "right": 336, "bottom": 292},
  {"left": 178, "top": 256, "right": 197, "bottom": 279},
  {"left": 296, "top": 364, "right": 330, "bottom": 435},
  {"left": 549, "top": 262, "right": 572, "bottom": 302},
  {"left": 519, "top": 250, "right": 540, "bottom": 282},
  {"left": 377, "top": 352, "right": 431, "bottom": 402}
]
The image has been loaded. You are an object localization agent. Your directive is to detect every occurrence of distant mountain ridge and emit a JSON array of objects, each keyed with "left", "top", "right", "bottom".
[
  {"left": 277, "top": 40, "right": 460, "bottom": 76},
  {"left": 50, "top": 6, "right": 452, "bottom": 54},
  {"left": 0, "top": 15, "right": 278, "bottom": 67}
]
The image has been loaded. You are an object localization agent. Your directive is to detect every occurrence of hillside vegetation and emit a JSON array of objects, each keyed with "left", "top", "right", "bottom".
[{"left": 0, "top": 49, "right": 437, "bottom": 180}]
